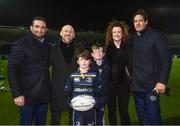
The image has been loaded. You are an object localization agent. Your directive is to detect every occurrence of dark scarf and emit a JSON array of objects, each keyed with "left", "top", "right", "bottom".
[
  {"left": 59, "top": 39, "right": 75, "bottom": 65},
  {"left": 107, "top": 42, "right": 127, "bottom": 84}
]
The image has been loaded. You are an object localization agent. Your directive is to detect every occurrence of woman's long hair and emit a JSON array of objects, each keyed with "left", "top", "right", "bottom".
[{"left": 105, "top": 20, "right": 129, "bottom": 45}]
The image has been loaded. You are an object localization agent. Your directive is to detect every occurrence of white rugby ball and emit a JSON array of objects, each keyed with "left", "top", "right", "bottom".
[{"left": 70, "top": 95, "right": 96, "bottom": 111}]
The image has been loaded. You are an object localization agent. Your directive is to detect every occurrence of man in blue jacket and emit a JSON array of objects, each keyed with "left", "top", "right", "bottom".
[
  {"left": 8, "top": 16, "right": 51, "bottom": 125},
  {"left": 130, "top": 9, "right": 172, "bottom": 125}
]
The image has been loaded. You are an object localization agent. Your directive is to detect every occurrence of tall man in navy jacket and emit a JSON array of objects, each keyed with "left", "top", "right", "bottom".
[
  {"left": 130, "top": 9, "right": 172, "bottom": 125},
  {"left": 8, "top": 16, "right": 51, "bottom": 125}
]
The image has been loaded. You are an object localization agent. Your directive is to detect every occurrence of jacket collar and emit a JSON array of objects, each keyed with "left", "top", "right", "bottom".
[{"left": 136, "top": 27, "right": 149, "bottom": 36}]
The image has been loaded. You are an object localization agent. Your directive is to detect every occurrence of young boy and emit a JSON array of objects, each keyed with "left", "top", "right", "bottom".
[
  {"left": 64, "top": 49, "right": 101, "bottom": 125},
  {"left": 91, "top": 42, "right": 110, "bottom": 125}
]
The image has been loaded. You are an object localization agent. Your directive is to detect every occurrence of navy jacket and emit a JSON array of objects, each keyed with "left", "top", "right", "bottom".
[
  {"left": 8, "top": 33, "right": 51, "bottom": 105},
  {"left": 130, "top": 27, "right": 172, "bottom": 92},
  {"left": 90, "top": 57, "right": 110, "bottom": 108}
]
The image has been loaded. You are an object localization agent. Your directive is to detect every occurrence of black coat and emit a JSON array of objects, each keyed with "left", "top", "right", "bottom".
[
  {"left": 130, "top": 27, "right": 172, "bottom": 92},
  {"left": 49, "top": 40, "right": 78, "bottom": 111},
  {"left": 106, "top": 42, "right": 131, "bottom": 86},
  {"left": 8, "top": 34, "right": 51, "bottom": 105}
]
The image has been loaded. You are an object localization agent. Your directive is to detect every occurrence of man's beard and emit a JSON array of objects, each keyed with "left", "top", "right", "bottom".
[{"left": 34, "top": 34, "right": 45, "bottom": 39}]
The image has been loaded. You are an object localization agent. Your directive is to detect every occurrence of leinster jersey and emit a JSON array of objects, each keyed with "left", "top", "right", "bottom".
[{"left": 64, "top": 68, "right": 101, "bottom": 98}]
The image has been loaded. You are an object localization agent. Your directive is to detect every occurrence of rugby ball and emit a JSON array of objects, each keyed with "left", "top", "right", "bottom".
[{"left": 70, "top": 95, "right": 96, "bottom": 111}]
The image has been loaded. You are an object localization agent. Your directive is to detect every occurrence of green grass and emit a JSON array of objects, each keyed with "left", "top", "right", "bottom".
[{"left": 0, "top": 59, "right": 180, "bottom": 125}]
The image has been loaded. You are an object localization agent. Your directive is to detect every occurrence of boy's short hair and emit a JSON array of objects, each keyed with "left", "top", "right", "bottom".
[
  {"left": 77, "top": 49, "right": 93, "bottom": 61},
  {"left": 91, "top": 42, "right": 106, "bottom": 53}
]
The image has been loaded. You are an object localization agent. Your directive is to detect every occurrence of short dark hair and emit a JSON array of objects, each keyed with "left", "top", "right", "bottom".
[
  {"left": 91, "top": 42, "right": 106, "bottom": 53},
  {"left": 31, "top": 16, "right": 47, "bottom": 26},
  {"left": 76, "top": 49, "right": 92, "bottom": 61},
  {"left": 132, "top": 9, "right": 148, "bottom": 22}
]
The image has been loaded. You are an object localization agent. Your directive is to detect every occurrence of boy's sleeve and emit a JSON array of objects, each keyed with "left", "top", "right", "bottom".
[
  {"left": 64, "top": 75, "right": 74, "bottom": 109},
  {"left": 95, "top": 73, "right": 102, "bottom": 97}
]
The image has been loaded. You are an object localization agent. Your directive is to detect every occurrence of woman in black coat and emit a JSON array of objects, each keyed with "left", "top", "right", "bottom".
[{"left": 105, "top": 20, "right": 131, "bottom": 125}]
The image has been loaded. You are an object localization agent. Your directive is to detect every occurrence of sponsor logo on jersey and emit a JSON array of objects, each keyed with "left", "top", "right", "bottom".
[
  {"left": 74, "top": 77, "right": 80, "bottom": 82},
  {"left": 74, "top": 88, "right": 93, "bottom": 93},
  {"left": 85, "top": 77, "right": 93, "bottom": 83}
]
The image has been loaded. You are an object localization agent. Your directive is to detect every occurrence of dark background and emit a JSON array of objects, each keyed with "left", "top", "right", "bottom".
[{"left": 0, "top": 0, "right": 180, "bottom": 34}]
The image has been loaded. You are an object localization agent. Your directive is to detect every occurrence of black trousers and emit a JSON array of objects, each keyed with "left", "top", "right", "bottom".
[
  {"left": 107, "top": 83, "right": 130, "bottom": 125},
  {"left": 51, "top": 110, "right": 71, "bottom": 125}
]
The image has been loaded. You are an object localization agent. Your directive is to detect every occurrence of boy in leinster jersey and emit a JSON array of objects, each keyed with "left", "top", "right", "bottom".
[{"left": 64, "top": 49, "right": 101, "bottom": 125}]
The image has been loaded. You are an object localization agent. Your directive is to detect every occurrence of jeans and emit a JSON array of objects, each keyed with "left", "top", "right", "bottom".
[
  {"left": 19, "top": 103, "right": 48, "bottom": 125},
  {"left": 133, "top": 92, "right": 162, "bottom": 125}
]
